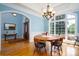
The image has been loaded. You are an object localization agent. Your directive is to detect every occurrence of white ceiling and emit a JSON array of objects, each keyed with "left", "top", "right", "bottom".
[
  {"left": 3, "top": 3, "right": 79, "bottom": 17},
  {"left": 19, "top": 3, "right": 62, "bottom": 14},
  {"left": 18, "top": 3, "right": 79, "bottom": 15}
]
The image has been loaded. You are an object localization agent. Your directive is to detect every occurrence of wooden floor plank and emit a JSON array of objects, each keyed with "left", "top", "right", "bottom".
[{"left": 0, "top": 40, "right": 79, "bottom": 56}]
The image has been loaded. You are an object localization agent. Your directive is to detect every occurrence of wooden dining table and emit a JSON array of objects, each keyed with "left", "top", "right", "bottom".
[{"left": 34, "top": 35, "right": 64, "bottom": 56}]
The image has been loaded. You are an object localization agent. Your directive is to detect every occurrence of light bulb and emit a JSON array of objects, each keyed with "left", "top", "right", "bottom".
[
  {"left": 43, "top": 9, "right": 46, "bottom": 13},
  {"left": 12, "top": 13, "right": 16, "bottom": 16},
  {"left": 52, "top": 11, "right": 56, "bottom": 14}
]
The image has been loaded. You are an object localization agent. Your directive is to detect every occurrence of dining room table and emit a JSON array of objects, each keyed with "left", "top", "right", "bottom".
[{"left": 34, "top": 34, "right": 64, "bottom": 56}]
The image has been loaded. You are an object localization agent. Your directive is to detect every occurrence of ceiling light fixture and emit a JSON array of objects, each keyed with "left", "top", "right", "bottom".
[
  {"left": 42, "top": 4, "right": 55, "bottom": 20},
  {"left": 12, "top": 13, "right": 17, "bottom": 17}
]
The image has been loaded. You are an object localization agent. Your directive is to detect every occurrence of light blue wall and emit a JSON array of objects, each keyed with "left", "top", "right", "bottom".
[
  {"left": 0, "top": 4, "right": 48, "bottom": 41},
  {"left": 44, "top": 19, "right": 48, "bottom": 32},
  {"left": 0, "top": 4, "right": 15, "bottom": 11},
  {"left": 28, "top": 14, "right": 44, "bottom": 32},
  {"left": 25, "top": 13, "right": 46, "bottom": 41},
  {"left": 0, "top": 4, "right": 16, "bottom": 39},
  {"left": 76, "top": 12, "right": 79, "bottom": 33},
  {"left": 1, "top": 13, "right": 24, "bottom": 39}
]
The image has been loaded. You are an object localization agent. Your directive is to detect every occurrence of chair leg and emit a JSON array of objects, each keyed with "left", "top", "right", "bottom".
[
  {"left": 40, "top": 47, "right": 47, "bottom": 55},
  {"left": 45, "top": 47, "right": 47, "bottom": 53},
  {"left": 33, "top": 48, "right": 37, "bottom": 55},
  {"left": 60, "top": 46, "right": 62, "bottom": 51},
  {"left": 54, "top": 46, "right": 56, "bottom": 51},
  {"left": 33, "top": 48, "right": 41, "bottom": 56},
  {"left": 38, "top": 48, "right": 41, "bottom": 55},
  {"left": 74, "top": 42, "right": 76, "bottom": 46},
  {"left": 53, "top": 46, "right": 57, "bottom": 55},
  {"left": 33, "top": 50, "right": 35, "bottom": 55},
  {"left": 57, "top": 46, "right": 61, "bottom": 56}
]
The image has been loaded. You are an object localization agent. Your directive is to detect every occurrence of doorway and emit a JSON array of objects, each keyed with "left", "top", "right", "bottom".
[{"left": 24, "top": 19, "right": 29, "bottom": 41}]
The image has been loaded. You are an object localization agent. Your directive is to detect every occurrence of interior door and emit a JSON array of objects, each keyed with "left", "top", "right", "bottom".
[{"left": 24, "top": 22, "right": 29, "bottom": 40}]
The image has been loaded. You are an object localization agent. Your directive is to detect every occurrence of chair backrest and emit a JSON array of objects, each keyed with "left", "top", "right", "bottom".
[
  {"left": 54, "top": 38, "right": 63, "bottom": 46},
  {"left": 60, "top": 38, "right": 64, "bottom": 43},
  {"left": 42, "top": 32, "right": 48, "bottom": 35},
  {"left": 34, "top": 37, "right": 46, "bottom": 48},
  {"left": 76, "top": 36, "right": 79, "bottom": 42}
]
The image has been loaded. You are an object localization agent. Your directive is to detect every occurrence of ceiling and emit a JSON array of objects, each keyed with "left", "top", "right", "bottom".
[
  {"left": 19, "top": 3, "right": 62, "bottom": 14},
  {"left": 3, "top": 3, "right": 79, "bottom": 17},
  {"left": 18, "top": 3, "right": 79, "bottom": 15}
]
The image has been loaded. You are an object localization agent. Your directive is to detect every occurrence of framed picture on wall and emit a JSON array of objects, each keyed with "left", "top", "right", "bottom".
[{"left": 4, "top": 23, "right": 16, "bottom": 30}]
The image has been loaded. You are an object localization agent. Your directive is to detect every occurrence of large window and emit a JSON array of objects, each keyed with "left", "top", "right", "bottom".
[
  {"left": 67, "top": 14, "right": 76, "bottom": 35},
  {"left": 66, "top": 14, "right": 76, "bottom": 40},
  {"left": 50, "top": 20, "right": 65, "bottom": 35},
  {"left": 49, "top": 14, "right": 76, "bottom": 40},
  {"left": 56, "top": 21, "right": 65, "bottom": 35},
  {"left": 49, "top": 14, "right": 65, "bottom": 35},
  {"left": 67, "top": 20, "right": 75, "bottom": 34}
]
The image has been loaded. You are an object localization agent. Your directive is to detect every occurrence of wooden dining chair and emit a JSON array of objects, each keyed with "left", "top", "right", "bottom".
[
  {"left": 74, "top": 36, "right": 79, "bottom": 46},
  {"left": 51, "top": 38, "right": 64, "bottom": 55},
  {"left": 42, "top": 32, "right": 48, "bottom": 35},
  {"left": 33, "top": 38, "right": 47, "bottom": 55}
]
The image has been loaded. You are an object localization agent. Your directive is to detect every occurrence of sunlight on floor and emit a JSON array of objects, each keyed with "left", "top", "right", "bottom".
[{"left": 67, "top": 47, "right": 75, "bottom": 56}]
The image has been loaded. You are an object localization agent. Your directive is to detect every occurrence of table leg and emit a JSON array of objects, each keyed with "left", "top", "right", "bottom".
[{"left": 51, "top": 42, "right": 52, "bottom": 56}]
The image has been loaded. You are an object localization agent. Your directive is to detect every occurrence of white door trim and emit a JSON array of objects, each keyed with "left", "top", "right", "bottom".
[{"left": 0, "top": 12, "right": 1, "bottom": 51}]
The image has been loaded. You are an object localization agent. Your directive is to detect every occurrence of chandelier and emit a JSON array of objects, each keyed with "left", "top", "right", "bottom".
[{"left": 42, "top": 4, "right": 55, "bottom": 20}]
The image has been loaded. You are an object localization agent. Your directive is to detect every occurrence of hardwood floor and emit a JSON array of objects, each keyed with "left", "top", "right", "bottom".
[{"left": 0, "top": 39, "right": 79, "bottom": 56}]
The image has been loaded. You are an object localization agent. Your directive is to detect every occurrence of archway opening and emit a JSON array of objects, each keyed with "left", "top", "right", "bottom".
[{"left": 1, "top": 11, "right": 30, "bottom": 43}]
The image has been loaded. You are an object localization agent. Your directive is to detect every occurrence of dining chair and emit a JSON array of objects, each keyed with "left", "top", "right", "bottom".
[
  {"left": 51, "top": 37, "right": 63, "bottom": 55},
  {"left": 42, "top": 32, "right": 48, "bottom": 35},
  {"left": 74, "top": 36, "right": 79, "bottom": 46},
  {"left": 33, "top": 38, "right": 47, "bottom": 55}
]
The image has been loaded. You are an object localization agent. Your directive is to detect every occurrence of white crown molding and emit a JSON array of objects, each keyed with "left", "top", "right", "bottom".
[
  {"left": 2, "top": 3, "right": 41, "bottom": 17},
  {"left": 2, "top": 3, "right": 79, "bottom": 18},
  {"left": 54, "top": 3, "right": 79, "bottom": 15}
]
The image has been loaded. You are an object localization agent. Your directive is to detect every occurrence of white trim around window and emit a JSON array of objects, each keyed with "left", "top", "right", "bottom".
[{"left": 49, "top": 13, "right": 77, "bottom": 40}]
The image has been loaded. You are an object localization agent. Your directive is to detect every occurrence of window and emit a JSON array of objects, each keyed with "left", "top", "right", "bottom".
[
  {"left": 49, "top": 13, "right": 76, "bottom": 41},
  {"left": 49, "top": 14, "right": 66, "bottom": 35},
  {"left": 56, "top": 14, "right": 65, "bottom": 20},
  {"left": 66, "top": 14, "right": 75, "bottom": 19},
  {"left": 67, "top": 14, "right": 76, "bottom": 35},
  {"left": 50, "top": 23, "right": 54, "bottom": 34},
  {"left": 56, "top": 21, "right": 65, "bottom": 35}
]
